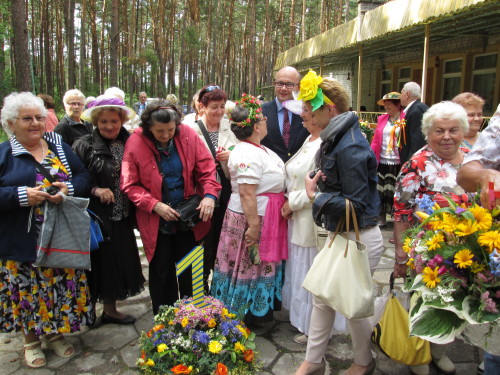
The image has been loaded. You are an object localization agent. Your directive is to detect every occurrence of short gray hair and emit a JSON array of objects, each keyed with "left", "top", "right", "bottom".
[
  {"left": 105, "top": 86, "right": 125, "bottom": 101},
  {"left": 402, "top": 82, "right": 421, "bottom": 99},
  {"left": 1, "top": 92, "right": 47, "bottom": 135},
  {"left": 421, "top": 101, "right": 469, "bottom": 140},
  {"left": 63, "top": 89, "right": 85, "bottom": 105}
]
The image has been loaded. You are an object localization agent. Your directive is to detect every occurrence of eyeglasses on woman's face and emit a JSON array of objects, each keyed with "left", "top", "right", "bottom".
[{"left": 16, "top": 115, "right": 46, "bottom": 124}]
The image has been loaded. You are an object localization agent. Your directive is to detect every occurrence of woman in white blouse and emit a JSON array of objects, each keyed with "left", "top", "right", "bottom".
[
  {"left": 210, "top": 94, "right": 287, "bottom": 326},
  {"left": 281, "top": 102, "right": 323, "bottom": 344}
]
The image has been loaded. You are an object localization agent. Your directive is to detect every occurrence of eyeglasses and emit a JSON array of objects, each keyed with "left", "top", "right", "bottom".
[
  {"left": 67, "top": 102, "right": 84, "bottom": 107},
  {"left": 274, "top": 81, "right": 298, "bottom": 89},
  {"left": 198, "top": 85, "right": 221, "bottom": 101},
  {"left": 16, "top": 116, "right": 46, "bottom": 124}
]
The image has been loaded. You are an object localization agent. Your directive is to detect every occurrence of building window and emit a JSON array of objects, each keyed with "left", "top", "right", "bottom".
[
  {"left": 472, "top": 53, "right": 497, "bottom": 115},
  {"left": 398, "top": 67, "right": 411, "bottom": 91},
  {"left": 380, "top": 69, "right": 392, "bottom": 103},
  {"left": 442, "top": 59, "right": 462, "bottom": 100}
]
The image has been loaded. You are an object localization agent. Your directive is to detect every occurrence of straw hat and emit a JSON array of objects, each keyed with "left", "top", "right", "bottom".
[
  {"left": 377, "top": 92, "right": 401, "bottom": 106},
  {"left": 81, "top": 95, "right": 136, "bottom": 122}
]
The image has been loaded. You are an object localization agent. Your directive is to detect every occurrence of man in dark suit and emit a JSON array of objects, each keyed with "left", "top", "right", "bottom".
[
  {"left": 261, "top": 66, "right": 309, "bottom": 162},
  {"left": 399, "top": 82, "right": 428, "bottom": 164}
]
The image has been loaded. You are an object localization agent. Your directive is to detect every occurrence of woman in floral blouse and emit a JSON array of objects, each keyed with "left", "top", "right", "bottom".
[{"left": 393, "top": 101, "right": 471, "bottom": 375}]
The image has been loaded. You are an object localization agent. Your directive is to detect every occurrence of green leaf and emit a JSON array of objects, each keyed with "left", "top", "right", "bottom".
[
  {"left": 410, "top": 304, "right": 467, "bottom": 344},
  {"left": 245, "top": 342, "right": 256, "bottom": 350}
]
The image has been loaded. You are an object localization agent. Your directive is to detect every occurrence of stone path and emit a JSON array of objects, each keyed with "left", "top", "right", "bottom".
[{"left": 0, "top": 223, "right": 482, "bottom": 374}]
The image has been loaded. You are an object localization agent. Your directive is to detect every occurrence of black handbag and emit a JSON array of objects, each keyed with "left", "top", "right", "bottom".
[{"left": 174, "top": 194, "right": 202, "bottom": 231}]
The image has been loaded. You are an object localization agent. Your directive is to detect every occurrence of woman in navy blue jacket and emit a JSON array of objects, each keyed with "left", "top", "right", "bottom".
[
  {"left": 294, "top": 74, "right": 384, "bottom": 375},
  {"left": 0, "top": 92, "right": 93, "bottom": 368}
]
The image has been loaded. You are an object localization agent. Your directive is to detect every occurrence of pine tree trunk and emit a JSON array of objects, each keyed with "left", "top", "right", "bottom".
[
  {"left": 109, "top": 0, "right": 119, "bottom": 86},
  {"left": 11, "top": 0, "right": 32, "bottom": 91}
]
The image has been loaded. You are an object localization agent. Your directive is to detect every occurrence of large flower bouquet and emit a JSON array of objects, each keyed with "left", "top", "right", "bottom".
[
  {"left": 137, "top": 296, "right": 259, "bottom": 375},
  {"left": 403, "top": 195, "right": 500, "bottom": 345}
]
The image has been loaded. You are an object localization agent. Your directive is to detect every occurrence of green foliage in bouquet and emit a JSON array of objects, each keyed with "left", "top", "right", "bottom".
[
  {"left": 403, "top": 195, "right": 500, "bottom": 344},
  {"left": 137, "top": 296, "right": 260, "bottom": 375},
  {"left": 359, "top": 120, "right": 374, "bottom": 141}
]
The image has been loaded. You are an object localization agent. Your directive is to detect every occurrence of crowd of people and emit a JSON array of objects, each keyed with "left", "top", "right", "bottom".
[{"left": 0, "top": 66, "right": 498, "bottom": 374}]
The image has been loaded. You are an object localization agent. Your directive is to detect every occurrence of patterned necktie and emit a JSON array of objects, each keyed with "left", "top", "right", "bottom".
[{"left": 282, "top": 108, "right": 291, "bottom": 147}]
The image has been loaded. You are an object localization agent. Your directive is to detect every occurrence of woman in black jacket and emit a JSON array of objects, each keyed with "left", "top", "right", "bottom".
[{"left": 73, "top": 95, "right": 144, "bottom": 324}]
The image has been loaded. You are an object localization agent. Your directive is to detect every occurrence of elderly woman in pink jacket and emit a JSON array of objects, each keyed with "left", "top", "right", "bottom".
[
  {"left": 121, "top": 101, "right": 220, "bottom": 314},
  {"left": 370, "top": 92, "right": 405, "bottom": 229}
]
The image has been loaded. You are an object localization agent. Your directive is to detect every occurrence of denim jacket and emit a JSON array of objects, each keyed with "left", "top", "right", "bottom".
[{"left": 312, "top": 112, "right": 380, "bottom": 231}]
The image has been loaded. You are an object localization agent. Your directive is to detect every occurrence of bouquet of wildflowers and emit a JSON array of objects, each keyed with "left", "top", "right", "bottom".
[
  {"left": 137, "top": 296, "right": 259, "bottom": 375},
  {"left": 359, "top": 120, "right": 374, "bottom": 141},
  {"left": 403, "top": 195, "right": 500, "bottom": 344}
]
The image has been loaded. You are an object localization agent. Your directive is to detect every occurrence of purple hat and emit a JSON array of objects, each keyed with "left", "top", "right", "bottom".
[{"left": 81, "top": 94, "right": 136, "bottom": 121}]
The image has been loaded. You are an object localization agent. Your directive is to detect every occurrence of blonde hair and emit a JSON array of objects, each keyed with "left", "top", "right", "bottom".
[
  {"left": 319, "top": 78, "right": 350, "bottom": 113},
  {"left": 452, "top": 92, "right": 485, "bottom": 108}
]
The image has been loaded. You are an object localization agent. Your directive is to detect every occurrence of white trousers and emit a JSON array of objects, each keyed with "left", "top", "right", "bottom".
[{"left": 305, "top": 225, "right": 384, "bottom": 365}]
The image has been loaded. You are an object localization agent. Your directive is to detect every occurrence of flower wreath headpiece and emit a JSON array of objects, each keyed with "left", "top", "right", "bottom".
[
  {"left": 297, "top": 70, "right": 334, "bottom": 111},
  {"left": 230, "top": 93, "right": 263, "bottom": 127}
]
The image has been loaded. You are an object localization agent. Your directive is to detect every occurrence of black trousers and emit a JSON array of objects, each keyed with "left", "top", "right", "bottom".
[{"left": 149, "top": 230, "right": 196, "bottom": 315}]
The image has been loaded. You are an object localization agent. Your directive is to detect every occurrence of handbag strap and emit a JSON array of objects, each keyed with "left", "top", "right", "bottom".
[
  {"left": 27, "top": 156, "right": 56, "bottom": 184},
  {"left": 196, "top": 120, "right": 227, "bottom": 183},
  {"left": 327, "top": 198, "right": 361, "bottom": 257}
]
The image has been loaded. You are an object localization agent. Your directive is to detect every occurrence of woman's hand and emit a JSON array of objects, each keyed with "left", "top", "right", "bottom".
[
  {"left": 305, "top": 170, "right": 323, "bottom": 200},
  {"left": 26, "top": 186, "right": 51, "bottom": 206},
  {"left": 94, "top": 187, "right": 115, "bottom": 205},
  {"left": 198, "top": 197, "right": 215, "bottom": 222},
  {"left": 215, "top": 150, "right": 230, "bottom": 162},
  {"left": 153, "top": 202, "right": 180, "bottom": 221},
  {"left": 244, "top": 225, "right": 260, "bottom": 247},
  {"left": 393, "top": 263, "right": 408, "bottom": 279},
  {"left": 281, "top": 200, "right": 293, "bottom": 219},
  {"left": 46, "top": 182, "right": 69, "bottom": 204}
]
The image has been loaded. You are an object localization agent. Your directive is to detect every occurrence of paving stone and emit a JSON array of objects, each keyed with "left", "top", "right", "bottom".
[
  {"left": 120, "top": 339, "right": 140, "bottom": 368},
  {"left": 271, "top": 323, "right": 307, "bottom": 352},
  {"left": 254, "top": 336, "right": 279, "bottom": 368},
  {"left": 81, "top": 325, "right": 138, "bottom": 351},
  {"left": 271, "top": 352, "right": 304, "bottom": 375},
  {"left": 134, "top": 311, "right": 155, "bottom": 335},
  {"left": 74, "top": 352, "right": 105, "bottom": 371},
  {"left": 13, "top": 368, "right": 56, "bottom": 375},
  {"left": 0, "top": 351, "right": 22, "bottom": 374}
]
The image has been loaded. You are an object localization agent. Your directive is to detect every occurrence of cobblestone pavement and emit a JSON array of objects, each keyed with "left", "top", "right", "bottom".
[{"left": 0, "top": 223, "right": 482, "bottom": 374}]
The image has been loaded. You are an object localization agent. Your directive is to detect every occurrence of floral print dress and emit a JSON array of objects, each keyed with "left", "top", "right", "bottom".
[
  {"left": 394, "top": 145, "right": 470, "bottom": 223},
  {"left": 0, "top": 148, "right": 95, "bottom": 336}
]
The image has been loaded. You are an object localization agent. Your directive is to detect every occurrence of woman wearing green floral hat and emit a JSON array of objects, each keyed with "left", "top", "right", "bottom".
[{"left": 294, "top": 72, "right": 384, "bottom": 375}]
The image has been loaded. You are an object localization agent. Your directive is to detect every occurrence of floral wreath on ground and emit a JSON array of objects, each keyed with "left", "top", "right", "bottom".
[
  {"left": 403, "top": 194, "right": 500, "bottom": 345},
  {"left": 137, "top": 296, "right": 260, "bottom": 375}
]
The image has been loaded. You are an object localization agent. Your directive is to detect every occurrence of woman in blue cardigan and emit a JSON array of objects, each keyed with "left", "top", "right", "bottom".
[{"left": 0, "top": 92, "right": 93, "bottom": 368}]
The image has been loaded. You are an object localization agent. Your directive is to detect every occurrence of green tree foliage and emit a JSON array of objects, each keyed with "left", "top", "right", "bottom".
[{"left": 0, "top": 0, "right": 357, "bottom": 106}]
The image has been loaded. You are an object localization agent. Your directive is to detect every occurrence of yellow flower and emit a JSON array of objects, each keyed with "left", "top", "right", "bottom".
[
  {"left": 478, "top": 230, "right": 500, "bottom": 253},
  {"left": 181, "top": 318, "right": 189, "bottom": 328},
  {"left": 234, "top": 342, "right": 245, "bottom": 352},
  {"left": 208, "top": 340, "right": 223, "bottom": 354},
  {"left": 422, "top": 266, "right": 441, "bottom": 288},
  {"left": 471, "top": 262, "right": 485, "bottom": 273},
  {"left": 237, "top": 325, "right": 249, "bottom": 339},
  {"left": 440, "top": 213, "right": 460, "bottom": 232},
  {"left": 415, "top": 211, "right": 429, "bottom": 221},
  {"left": 157, "top": 343, "right": 168, "bottom": 353},
  {"left": 469, "top": 205, "right": 493, "bottom": 231},
  {"left": 455, "top": 220, "right": 478, "bottom": 237},
  {"left": 297, "top": 71, "right": 323, "bottom": 102},
  {"left": 426, "top": 233, "right": 444, "bottom": 251},
  {"left": 402, "top": 237, "right": 413, "bottom": 253},
  {"left": 208, "top": 319, "right": 216, "bottom": 328},
  {"left": 454, "top": 249, "right": 474, "bottom": 268},
  {"left": 145, "top": 359, "right": 155, "bottom": 366}
]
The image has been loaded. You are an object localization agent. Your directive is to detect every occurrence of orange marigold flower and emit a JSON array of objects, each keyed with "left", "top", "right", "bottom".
[
  {"left": 171, "top": 364, "right": 193, "bottom": 374},
  {"left": 215, "top": 362, "right": 228, "bottom": 375},
  {"left": 243, "top": 349, "right": 254, "bottom": 362}
]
